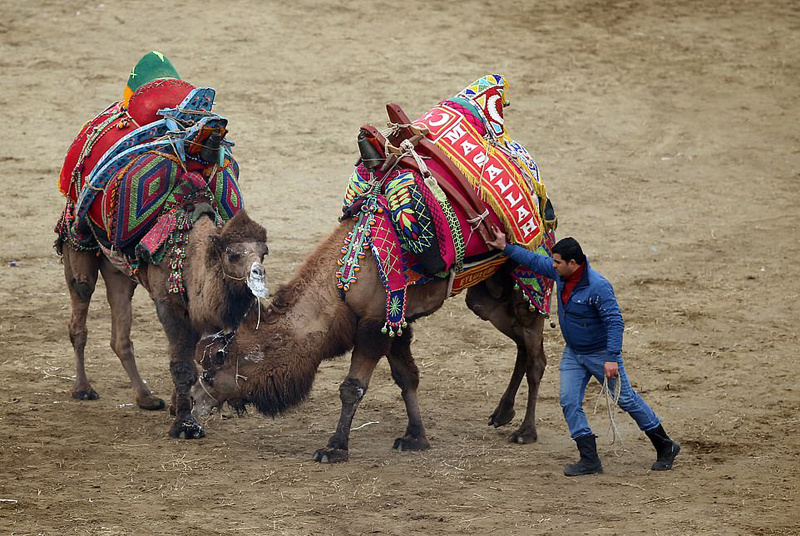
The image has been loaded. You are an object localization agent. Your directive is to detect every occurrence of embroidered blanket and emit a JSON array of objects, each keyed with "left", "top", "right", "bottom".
[
  {"left": 57, "top": 79, "right": 242, "bottom": 292},
  {"left": 339, "top": 75, "right": 557, "bottom": 334},
  {"left": 102, "top": 150, "right": 241, "bottom": 248},
  {"left": 339, "top": 167, "right": 459, "bottom": 334},
  {"left": 58, "top": 78, "right": 196, "bottom": 226}
]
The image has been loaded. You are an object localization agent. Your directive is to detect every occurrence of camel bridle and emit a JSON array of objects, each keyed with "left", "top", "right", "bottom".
[
  {"left": 197, "top": 375, "right": 219, "bottom": 406},
  {"left": 197, "top": 328, "right": 250, "bottom": 407},
  {"left": 218, "top": 247, "right": 263, "bottom": 283}
]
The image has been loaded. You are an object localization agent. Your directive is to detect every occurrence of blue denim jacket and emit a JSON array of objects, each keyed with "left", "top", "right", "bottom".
[{"left": 504, "top": 244, "right": 624, "bottom": 360}]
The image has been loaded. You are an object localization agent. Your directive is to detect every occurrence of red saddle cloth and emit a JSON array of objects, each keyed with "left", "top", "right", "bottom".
[{"left": 58, "top": 79, "right": 194, "bottom": 228}]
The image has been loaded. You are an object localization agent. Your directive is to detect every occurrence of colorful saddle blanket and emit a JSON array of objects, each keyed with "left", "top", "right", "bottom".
[
  {"left": 339, "top": 75, "right": 556, "bottom": 335},
  {"left": 57, "top": 79, "right": 243, "bottom": 290},
  {"left": 58, "top": 78, "right": 195, "bottom": 219},
  {"left": 100, "top": 149, "right": 241, "bottom": 249},
  {"left": 338, "top": 166, "right": 459, "bottom": 333}
]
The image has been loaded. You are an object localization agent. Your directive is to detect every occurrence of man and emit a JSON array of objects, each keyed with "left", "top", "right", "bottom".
[{"left": 487, "top": 227, "right": 680, "bottom": 475}]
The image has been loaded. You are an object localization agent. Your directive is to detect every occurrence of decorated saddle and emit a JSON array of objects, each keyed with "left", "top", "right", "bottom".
[
  {"left": 339, "top": 75, "right": 558, "bottom": 335},
  {"left": 55, "top": 52, "right": 243, "bottom": 293}
]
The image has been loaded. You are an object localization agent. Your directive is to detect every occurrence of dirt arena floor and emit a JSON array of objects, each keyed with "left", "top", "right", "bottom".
[{"left": 1, "top": 1, "right": 799, "bottom": 534}]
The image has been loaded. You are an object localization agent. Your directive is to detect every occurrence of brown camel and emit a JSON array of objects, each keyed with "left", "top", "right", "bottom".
[
  {"left": 56, "top": 209, "right": 268, "bottom": 439},
  {"left": 192, "top": 219, "right": 546, "bottom": 462}
]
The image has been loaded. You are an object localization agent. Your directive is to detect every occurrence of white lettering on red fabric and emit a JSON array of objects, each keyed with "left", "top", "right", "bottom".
[
  {"left": 424, "top": 111, "right": 450, "bottom": 128},
  {"left": 486, "top": 164, "right": 503, "bottom": 181},
  {"left": 495, "top": 176, "right": 513, "bottom": 193},
  {"left": 460, "top": 140, "right": 478, "bottom": 156},
  {"left": 521, "top": 219, "right": 538, "bottom": 237},
  {"left": 424, "top": 110, "right": 541, "bottom": 243},
  {"left": 504, "top": 190, "right": 522, "bottom": 208},
  {"left": 444, "top": 124, "right": 467, "bottom": 144}
]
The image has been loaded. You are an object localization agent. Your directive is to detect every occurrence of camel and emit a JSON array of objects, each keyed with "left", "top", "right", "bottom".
[
  {"left": 55, "top": 53, "right": 270, "bottom": 438},
  {"left": 56, "top": 208, "right": 268, "bottom": 439},
  {"left": 191, "top": 219, "right": 547, "bottom": 462}
]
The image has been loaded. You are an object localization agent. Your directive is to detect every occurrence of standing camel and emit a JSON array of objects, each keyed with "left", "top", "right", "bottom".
[
  {"left": 193, "top": 75, "right": 554, "bottom": 460},
  {"left": 55, "top": 51, "right": 269, "bottom": 438}
]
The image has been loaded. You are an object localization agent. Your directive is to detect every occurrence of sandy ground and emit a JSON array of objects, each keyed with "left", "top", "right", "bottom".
[{"left": 1, "top": 0, "right": 799, "bottom": 534}]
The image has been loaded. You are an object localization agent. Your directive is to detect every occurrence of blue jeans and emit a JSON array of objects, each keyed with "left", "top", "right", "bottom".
[{"left": 559, "top": 346, "right": 660, "bottom": 439}]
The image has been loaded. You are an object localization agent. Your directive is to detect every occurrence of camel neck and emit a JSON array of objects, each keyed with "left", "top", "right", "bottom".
[{"left": 261, "top": 222, "right": 352, "bottom": 341}]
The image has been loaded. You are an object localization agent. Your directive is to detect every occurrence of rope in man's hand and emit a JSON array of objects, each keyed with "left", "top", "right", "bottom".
[{"left": 594, "top": 376, "right": 626, "bottom": 455}]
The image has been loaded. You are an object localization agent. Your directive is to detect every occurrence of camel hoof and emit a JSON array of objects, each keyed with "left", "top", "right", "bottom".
[
  {"left": 72, "top": 388, "right": 99, "bottom": 401},
  {"left": 393, "top": 437, "right": 430, "bottom": 452},
  {"left": 137, "top": 397, "right": 166, "bottom": 411},
  {"left": 508, "top": 429, "right": 537, "bottom": 444},
  {"left": 313, "top": 448, "right": 349, "bottom": 463},
  {"left": 168, "top": 418, "right": 205, "bottom": 439},
  {"left": 488, "top": 407, "right": 515, "bottom": 428}
]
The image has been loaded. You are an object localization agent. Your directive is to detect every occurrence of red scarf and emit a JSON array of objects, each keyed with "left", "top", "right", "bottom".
[{"left": 561, "top": 263, "right": 585, "bottom": 305}]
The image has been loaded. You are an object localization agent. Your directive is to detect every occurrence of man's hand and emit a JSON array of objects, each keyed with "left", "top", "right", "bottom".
[
  {"left": 604, "top": 361, "right": 619, "bottom": 379},
  {"left": 486, "top": 226, "right": 508, "bottom": 251}
]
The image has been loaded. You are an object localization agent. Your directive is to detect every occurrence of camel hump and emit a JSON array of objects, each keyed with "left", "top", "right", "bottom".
[{"left": 218, "top": 209, "right": 267, "bottom": 245}]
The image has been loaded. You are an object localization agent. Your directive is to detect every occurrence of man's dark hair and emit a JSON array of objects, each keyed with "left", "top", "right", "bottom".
[{"left": 552, "top": 237, "right": 586, "bottom": 265}]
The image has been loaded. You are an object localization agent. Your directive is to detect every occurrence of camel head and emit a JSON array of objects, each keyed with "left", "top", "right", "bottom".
[
  {"left": 191, "top": 305, "right": 323, "bottom": 420},
  {"left": 208, "top": 209, "right": 269, "bottom": 300},
  {"left": 191, "top": 331, "right": 248, "bottom": 418}
]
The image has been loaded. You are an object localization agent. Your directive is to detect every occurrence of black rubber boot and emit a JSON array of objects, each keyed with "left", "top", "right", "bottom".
[
  {"left": 564, "top": 434, "right": 603, "bottom": 476},
  {"left": 646, "top": 424, "right": 681, "bottom": 471}
]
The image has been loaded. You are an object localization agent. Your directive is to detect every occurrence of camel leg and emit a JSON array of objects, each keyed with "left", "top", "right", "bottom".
[
  {"left": 489, "top": 344, "right": 527, "bottom": 428},
  {"left": 386, "top": 326, "right": 430, "bottom": 452},
  {"left": 510, "top": 315, "right": 547, "bottom": 444},
  {"left": 466, "top": 275, "right": 547, "bottom": 444},
  {"left": 99, "top": 261, "right": 165, "bottom": 411},
  {"left": 63, "top": 247, "right": 101, "bottom": 401},
  {"left": 313, "top": 322, "right": 389, "bottom": 463},
  {"left": 154, "top": 299, "right": 204, "bottom": 439}
]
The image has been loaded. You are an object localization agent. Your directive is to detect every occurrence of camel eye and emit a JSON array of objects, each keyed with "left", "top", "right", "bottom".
[
  {"left": 225, "top": 247, "right": 242, "bottom": 262},
  {"left": 214, "top": 349, "right": 226, "bottom": 366},
  {"left": 202, "top": 370, "right": 215, "bottom": 385}
]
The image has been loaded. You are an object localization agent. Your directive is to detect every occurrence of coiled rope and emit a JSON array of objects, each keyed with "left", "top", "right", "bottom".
[{"left": 593, "top": 376, "right": 626, "bottom": 455}]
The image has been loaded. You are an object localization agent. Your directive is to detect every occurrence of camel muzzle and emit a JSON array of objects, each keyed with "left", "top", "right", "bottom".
[
  {"left": 247, "top": 261, "right": 269, "bottom": 298},
  {"left": 191, "top": 379, "right": 221, "bottom": 419}
]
